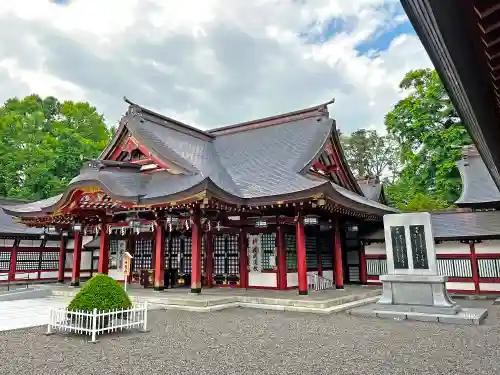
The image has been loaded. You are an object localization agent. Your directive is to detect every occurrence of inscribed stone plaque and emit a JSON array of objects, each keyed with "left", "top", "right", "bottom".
[
  {"left": 390, "top": 226, "right": 408, "bottom": 269},
  {"left": 410, "top": 225, "right": 429, "bottom": 269}
]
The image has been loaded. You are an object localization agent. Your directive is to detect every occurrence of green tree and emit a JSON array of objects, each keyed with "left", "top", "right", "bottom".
[
  {"left": 0, "top": 94, "right": 112, "bottom": 200},
  {"left": 341, "top": 129, "right": 399, "bottom": 181},
  {"left": 384, "top": 69, "right": 471, "bottom": 207}
]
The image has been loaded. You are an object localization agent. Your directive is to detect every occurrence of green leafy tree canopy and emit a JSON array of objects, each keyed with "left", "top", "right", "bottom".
[
  {"left": 0, "top": 94, "right": 112, "bottom": 200},
  {"left": 341, "top": 129, "right": 399, "bottom": 181},
  {"left": 384, "top": 69, "right": 471, "bottom": 207}
]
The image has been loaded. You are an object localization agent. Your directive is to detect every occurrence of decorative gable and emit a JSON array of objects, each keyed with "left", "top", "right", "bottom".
[
  {"left": 105, "top": 130, "right": 168, "bottom": 173},
  {"left": 308, "top": 133, "right": 362, "bottom": 194}
]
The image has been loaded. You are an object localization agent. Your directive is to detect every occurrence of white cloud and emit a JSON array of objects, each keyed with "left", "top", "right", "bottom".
[{"left": 0, "top": 0, "right": 432, "bottom": 133}]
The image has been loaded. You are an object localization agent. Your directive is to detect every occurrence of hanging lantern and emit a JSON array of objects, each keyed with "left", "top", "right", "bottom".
[
  {"left": 107, "top": 224, "right": 112, "bottom": 235},
  {"left": 120, "top": 227, "right": 126, "bottom": 236},
  {"left": 216, "top": 221, "right": 221, "bottom": 231}
]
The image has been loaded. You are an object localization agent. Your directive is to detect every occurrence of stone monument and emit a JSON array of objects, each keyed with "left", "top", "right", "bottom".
[{"left": 350, "top": 212, "right": 488, "bottom": 324}]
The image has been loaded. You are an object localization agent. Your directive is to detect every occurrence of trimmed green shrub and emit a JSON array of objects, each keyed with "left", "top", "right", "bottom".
[{"left": 68, "top": 274, "right": 132, "bottom": 313}]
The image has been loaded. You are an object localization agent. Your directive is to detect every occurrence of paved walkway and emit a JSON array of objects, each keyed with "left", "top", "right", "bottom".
[{"left": 0, "top": 297, "right": 70, "bottom": 332}]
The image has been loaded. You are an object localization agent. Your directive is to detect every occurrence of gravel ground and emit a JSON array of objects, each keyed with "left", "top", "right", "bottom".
[{"left": 0, "top": 300, "right": 498, "bottom": 375}]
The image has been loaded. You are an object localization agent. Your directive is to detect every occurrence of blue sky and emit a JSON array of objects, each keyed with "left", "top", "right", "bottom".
[
  {"left": 356, "top": 19, "right": 415, "bottom": 54},
  {"left": 302, "top": 2, "right": 416, "bottom": 57}
]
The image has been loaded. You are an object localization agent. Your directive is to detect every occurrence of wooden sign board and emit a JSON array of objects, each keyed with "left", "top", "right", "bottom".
[{"left": 123, "top": 251, "right": 133, "bottom": 276}]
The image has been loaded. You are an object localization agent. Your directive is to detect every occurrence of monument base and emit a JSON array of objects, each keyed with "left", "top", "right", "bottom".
[{"left": 349, "top": 274, "right": 488, "bottom": 325}]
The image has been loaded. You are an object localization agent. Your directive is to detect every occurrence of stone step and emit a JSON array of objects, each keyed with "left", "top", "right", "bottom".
[
  {"left": 49, "top": 287, "right": 381, "bottom": 314},
  {"left": 134, "top": 295, "right": 239, "bottom": 308},
  {"left": 238, "top": 289, "right": 381, "bottom": 309}
]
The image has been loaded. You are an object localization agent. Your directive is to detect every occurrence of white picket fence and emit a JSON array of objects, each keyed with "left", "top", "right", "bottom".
[
  {"left": 46, "top": 301, "right": 149, "bottom": 343},
  {"left": 308, "top": 273, "right": 336, "bottom": 291}
]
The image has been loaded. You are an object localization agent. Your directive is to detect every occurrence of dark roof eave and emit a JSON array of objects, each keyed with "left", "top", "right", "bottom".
[
  {"left": 3, "top": 179, "right": 141, "bottom": 218},
  {"left": 140, "top": 178, "right": 244, "bottom": 206},
  {"left": 5, "top": 179, "right": 396, "bottom": 219}
]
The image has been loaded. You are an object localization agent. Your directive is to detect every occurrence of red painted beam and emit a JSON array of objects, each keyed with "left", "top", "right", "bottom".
[
  {"left": 70, "top": 231, "right": 83, "bottom": 286},
  {"left": 296, "top": 213, "right": 308, "bottom": 295},
  {"left": 333, "top": 218, "right": 344, "bottom": 289},
  {"left": 97, "top": 222, "right": 109, "bottom": 275},
  {"left": 328, "top": 137, "right": 356, "bottom": 190},
  {"left": 469, "top": 241, "right": 480, "bottom": 293},
  {"left": 191, "top": 213, "right": 202, "bottom": 293},
  {"left": 153, "top": 221, "right": 165, "bottom": 291}
]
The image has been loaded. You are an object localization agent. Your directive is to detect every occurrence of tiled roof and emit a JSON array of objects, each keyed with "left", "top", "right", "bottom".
[
  {"left": 0, "top": 198, "right": 43, "bottom": 235},
  {"left": 358, "top": 183, "right": 383, "bottom": 202},
  {"left": 455, "top": 151, "right": 500, "bottom": 205},
  {"left": 4, "top": 100, "right": 399, "bottom": 217},
  {"left": 362, "top": 210, "right": 500, "bottom": 240}
]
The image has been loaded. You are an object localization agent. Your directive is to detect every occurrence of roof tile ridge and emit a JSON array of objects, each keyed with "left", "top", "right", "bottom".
[
  {"left": 123, "top": 97, "right": 214, "bottom": 140},
  {"left": 207, "top": 98, "right": 335, "bottom": 136}
]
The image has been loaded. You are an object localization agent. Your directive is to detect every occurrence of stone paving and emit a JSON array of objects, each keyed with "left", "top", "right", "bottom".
[
  {"left": 0, "top": 299, "right": 498, "bottom": 375},
  {"left": 0, "top": 296, "right": 71, "bottom": 331},
  {"left": 49, "top": 283, "right": 383, "bottom": 313}
]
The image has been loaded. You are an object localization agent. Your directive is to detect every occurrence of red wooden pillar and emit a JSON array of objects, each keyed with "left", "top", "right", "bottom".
[
  {"left": 296, "top": 213, "right": 308, "bottom": 295},
  {"left": 191, "top": 212, "right": 202, "bottom": 294},
  {"left": 70, "top": 231, "right": 83, "bottom": 287},
  {"left": 359, "top": 243, "right": 367, "bottom": 284},
  {"left": 276, "top": 226, "right": 287, "bottom": 290},
  {"left": 205, "top": 232, "right": 214, "bottom": 288},
  {"left": 239, "top": 229, "right": 248, "bottom": 288},
  {"left": 57, "top": 235, "right": 66, "bottom": 283},
  {"left": 469, "top": 241, "right": 480, "bottom": 293},
  {"left": 9, "top": 239, "right": 18, "bottom": 282},
  {"left": 97, "top": 223, "right": 109, "bottom": 275},
  {"left": 154, "top": 220, "right": 165, "bottom": 291},
  {"left": 333, "top": 219, "right": 344, "bottom": 289}
]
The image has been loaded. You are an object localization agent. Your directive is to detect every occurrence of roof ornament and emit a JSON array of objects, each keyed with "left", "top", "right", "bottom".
[
  {"left": 317, "top": 98, "right": 334, "bottom": 118},
  {"left": 127, "top": 104, "right": 143, "bottom": 118}
]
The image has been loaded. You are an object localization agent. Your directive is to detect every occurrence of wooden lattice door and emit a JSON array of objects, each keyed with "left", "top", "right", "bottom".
[{"left": 212, "top": 234, "right": 240, "bottom": 285}]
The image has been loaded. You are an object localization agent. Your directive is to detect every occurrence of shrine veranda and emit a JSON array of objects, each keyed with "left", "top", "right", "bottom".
[{"left": 2, "top": 100, "right": 500, "bottom": 295}]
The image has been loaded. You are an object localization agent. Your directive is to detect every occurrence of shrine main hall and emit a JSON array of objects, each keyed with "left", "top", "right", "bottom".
[{"left": 2, "top": 98, "right": 397, "bottom": 295}]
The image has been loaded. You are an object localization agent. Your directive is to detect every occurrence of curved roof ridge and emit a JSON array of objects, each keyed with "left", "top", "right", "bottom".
[
  {"left": 455, "top": 153, "right": 500, "bottom": 205},
  {"left": 123, "top": 97, "right": 214, "bottom": 139},
  {"left": 207, "top": 99, "right": 335, "bottom": 136},
  {"left": 295, "top": 118, "right": 334, "bottom": 174}
]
